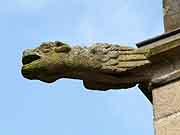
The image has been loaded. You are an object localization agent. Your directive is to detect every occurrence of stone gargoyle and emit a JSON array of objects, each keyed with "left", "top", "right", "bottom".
[{"left": 21, "top": 41, "right": 152, "bottom": 91}]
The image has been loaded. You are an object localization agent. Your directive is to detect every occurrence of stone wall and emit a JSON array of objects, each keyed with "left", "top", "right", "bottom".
[{"left": 153, "top": 79, "right": 180, "bottom": 135}]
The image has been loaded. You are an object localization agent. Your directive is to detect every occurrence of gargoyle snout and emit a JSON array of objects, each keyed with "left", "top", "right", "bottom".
[{"left": 22, "top": 49, "right": 41, "bottom": 65}]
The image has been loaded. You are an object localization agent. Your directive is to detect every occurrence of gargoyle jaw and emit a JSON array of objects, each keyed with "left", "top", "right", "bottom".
[{"left": 21, "top": 64, "right": 59, "bottom": 83}]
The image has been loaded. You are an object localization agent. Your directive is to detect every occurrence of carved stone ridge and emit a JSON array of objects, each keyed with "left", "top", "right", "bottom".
[{"left": 151, "top": 69, "right": 180, "bottom": 89}]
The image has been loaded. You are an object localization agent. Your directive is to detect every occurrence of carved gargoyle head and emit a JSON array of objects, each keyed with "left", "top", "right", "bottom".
[{"left": 21, "top": 41, "right": 71, "bottom": 83}]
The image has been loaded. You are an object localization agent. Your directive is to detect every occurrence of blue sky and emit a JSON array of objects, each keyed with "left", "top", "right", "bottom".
[{"left": 0, "top": 0, "right": 164, "bottom": 135}]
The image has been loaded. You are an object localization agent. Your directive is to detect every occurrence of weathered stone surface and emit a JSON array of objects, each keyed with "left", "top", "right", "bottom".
[
  {"left": 153, "top": 80, "right": 180, "bottom": 120},
  {"left": 155, "top": 112, "right": 180, "bottom": 135},
  {"left": 163, "top": 0, "right": 180, "bottom": 32}
]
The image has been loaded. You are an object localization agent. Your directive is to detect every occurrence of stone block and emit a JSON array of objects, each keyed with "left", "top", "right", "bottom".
[
  {"left": 153, "top": 80, "right": 180, "bottom": 120},
  {"left": 155, "top": 112, "right": 180, "bottom": 135}
]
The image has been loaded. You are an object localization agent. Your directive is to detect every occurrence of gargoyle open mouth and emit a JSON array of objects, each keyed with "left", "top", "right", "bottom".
[
  {"left": 22, "top": 49, "right": 41, "bottom": 65},
  {"left": 22, "top": 50, "right": 42, "bottom": 80},
  {"left": 22, "top": 54, "right": 41, "bottom": 65}
]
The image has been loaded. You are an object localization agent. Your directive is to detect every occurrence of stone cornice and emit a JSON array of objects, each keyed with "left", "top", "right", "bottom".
[{"left": 137, "top": 29, "right": 180, "bottom": 102}]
